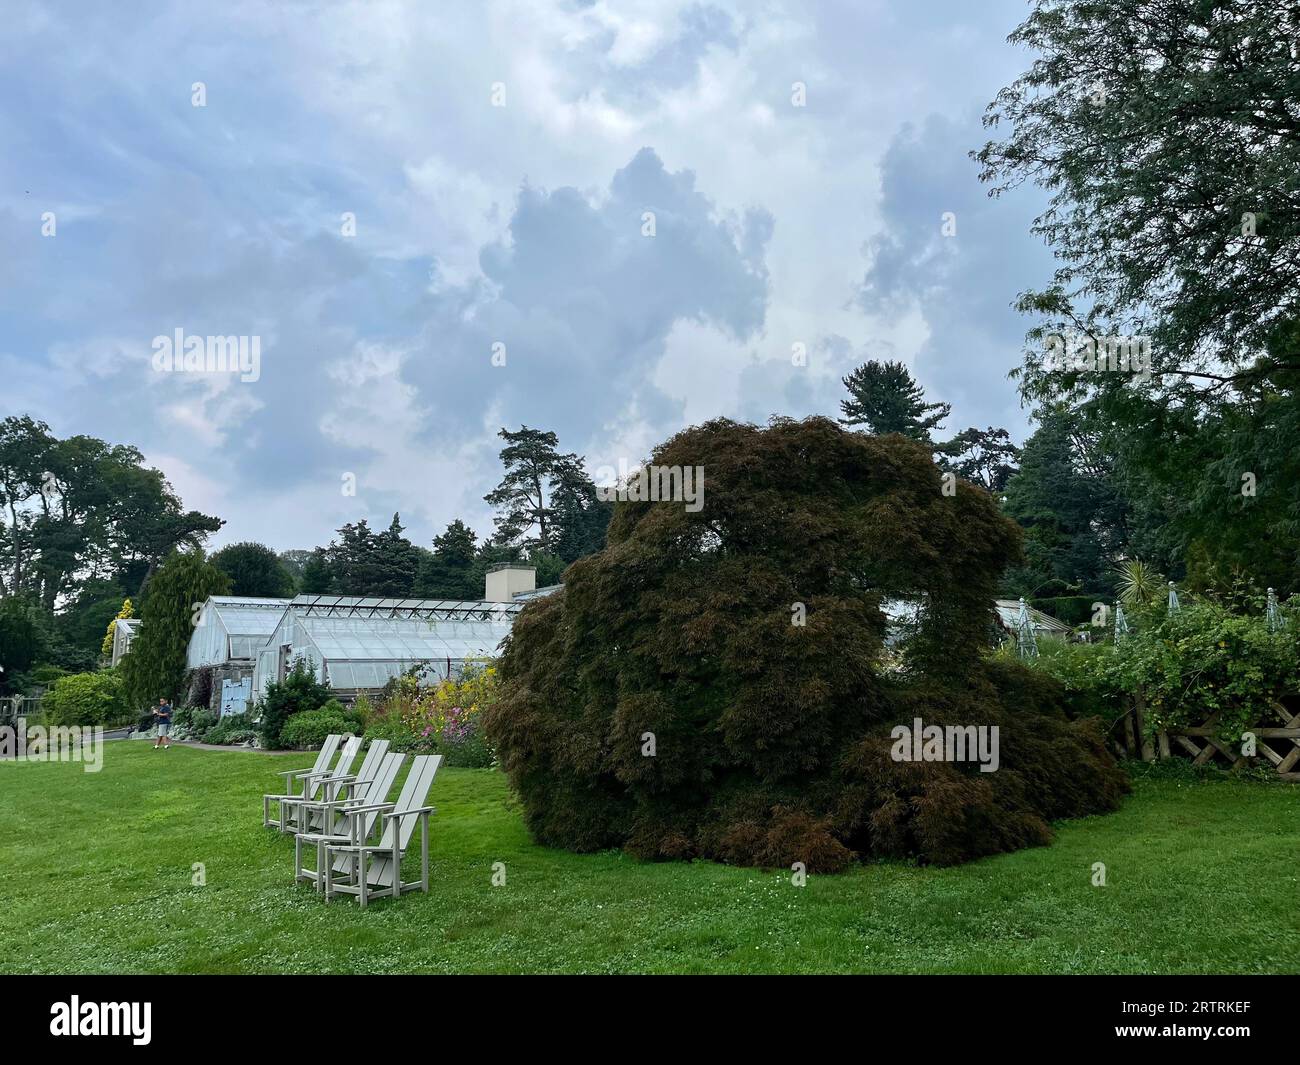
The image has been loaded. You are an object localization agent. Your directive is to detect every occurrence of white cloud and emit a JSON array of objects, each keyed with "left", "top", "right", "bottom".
[{"left": 2, "top": 0, "right": 1049, "bottom": 553}]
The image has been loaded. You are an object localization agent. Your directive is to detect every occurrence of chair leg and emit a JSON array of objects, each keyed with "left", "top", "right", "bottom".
[
  {"left": 358, "top": 854, "right": 368, "bottom": 909},
  {"left": 420, "top": 814, "right": 429, "bottom": 894}
]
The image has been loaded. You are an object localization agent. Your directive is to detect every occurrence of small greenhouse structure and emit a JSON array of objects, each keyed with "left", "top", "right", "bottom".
[
  {"left": 251, "top": 595, "right": 523, "bottom": 702},
  {"left": 110, "top": 617, "right": 140, "bottom": 667},
  {"left": 993, "top": 599, "right": 1073, "bottom": 640}
]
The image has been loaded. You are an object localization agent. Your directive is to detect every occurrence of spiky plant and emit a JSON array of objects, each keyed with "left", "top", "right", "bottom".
[{"left": 1115, "top": 559, "right": 1163, "bottom": 607}]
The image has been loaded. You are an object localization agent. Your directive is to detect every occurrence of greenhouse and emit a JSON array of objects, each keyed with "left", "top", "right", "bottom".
[
  {"left": 992, "top": 599, "right": 1072, "bottom": 639},
  {"left": 110, "top": 617, "right": 140, "bottom": 667},
  {"left": 250, "top": 595, "right": 524, "bottom": 701},
  {"left": 187, "top": 596, "right": 293, "bottom": 669}
]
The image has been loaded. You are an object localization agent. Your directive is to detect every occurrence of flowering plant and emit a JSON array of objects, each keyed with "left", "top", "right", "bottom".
[{"left": 368, "top": 661, "right": 498, "bottom": 765}]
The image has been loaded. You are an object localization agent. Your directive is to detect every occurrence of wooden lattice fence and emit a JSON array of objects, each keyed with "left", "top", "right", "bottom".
[{"left": 1114, "top": 694, "right": 1300, "bottom": 781}]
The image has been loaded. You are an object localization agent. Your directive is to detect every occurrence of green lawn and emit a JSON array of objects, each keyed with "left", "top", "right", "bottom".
[{"left": 2, "top": 742, "right": 1296, "bottom": 974}]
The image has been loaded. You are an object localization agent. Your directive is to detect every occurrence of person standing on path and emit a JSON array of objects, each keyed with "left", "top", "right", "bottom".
[{"left": 153, "top": 697, "right": 173, "bottom": 749}]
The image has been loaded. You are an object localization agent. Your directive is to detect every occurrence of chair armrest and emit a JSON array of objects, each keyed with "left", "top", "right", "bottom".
[
  {"left": 339, "top": 801, "right": 396, "bottom": 815},
  {"left": 377, "top": 805, "right": 436, "bottom": 829},
  {"left": 278, "top": 768, "right": 315, "bottom": 781},
  {"left": 296, "top": 795, "right": 368, "bottom": 814}
]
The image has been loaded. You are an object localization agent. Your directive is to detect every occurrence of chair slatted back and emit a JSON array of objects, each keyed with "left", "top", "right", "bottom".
[
  {"left": 378, "top": 754, "right": 442, "bottom": 851},
  {"left": 328, "top": 753, "right": 406, "bottom": 869},
  {"left": 352, "top": 739, "right": 390, "bottom": 788},
  {"left": 307, "top": 738, "right": 392, "bottom": 831},
  {"left": 354, "top": 752, "right": 406, "bottom": 837},
  {"left": 324, "top": 735, "right": 362, "bottom": 786},
  {"left": 309, "top": 734, "right": 342, "bottom": 777}
]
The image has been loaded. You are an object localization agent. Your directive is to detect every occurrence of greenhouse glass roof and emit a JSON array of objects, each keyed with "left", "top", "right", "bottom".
[
  {"left": 288, "top": 594, "right": 522, "bottom": 621},
  {"left": 207, "top": 597, "right": 293, "bottom": 636},
  {"left": 992, "top": 600, "right": 1072, "bottom": 634},
  {"left": 294, "top": 614, "right": 514, "bottom": 663}
]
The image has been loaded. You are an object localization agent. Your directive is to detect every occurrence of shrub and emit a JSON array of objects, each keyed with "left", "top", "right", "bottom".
[
  {"left": 280, "top": 706, "right": 359, "bottom": 749},
  {"left": 177, "top": 708, "right": 217, "bottom": 740},
  {"left": 318, "top": 698, "right": 364, "bottom": 733},
  {"left": 1028, "top": 597, "right": 1299, "bottom": 744},
  {"left": 29, "top": 665, "right": 70, "bottom": 689},
  {"left": 484, "top": 417, "right": 1129, "bottom": 869},
  {"left": 419, "top": 664, "right": 497, "bottom": 767},
  {"left": 257, "top": 660, "right": 332, "bottom": 749},
  {"left": 198, "top": 716, "right": 258, "bottom": 746},
  {"left": 42, "top": 670, "right": 130, "bottom": 726},
  {"left": 363, "top": 713, "right": 438, "bottom": 753}
]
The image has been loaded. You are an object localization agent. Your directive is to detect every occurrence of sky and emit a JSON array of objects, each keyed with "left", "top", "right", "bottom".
[{"left": 1, "top": 0, "right": 1054, "bottom": 552}]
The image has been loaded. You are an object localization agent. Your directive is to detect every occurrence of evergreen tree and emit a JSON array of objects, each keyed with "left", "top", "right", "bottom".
[
  {"left": 838, "top": 360, "right": 951, "bottom": 441},
  {"left": 322, "top": 516, "right": 420, "bottom": 597},
  {"left": 484, "top": 426, "right": 565, "bottom": 552},
  {"left": 549, "top": 455, "right": 612, "bottom": 563},
  {"left": 938, "top": 427, "right": 1021, "bottom": 493},
  {"left": 485, "top": 426, "right": 608, "bottom": 564},
  {"left": 375, "top": 514, "right": 422, "bottom": 596},
  {"left": 414, "top": 520, "right": 481, "bottom": 599},
  {"left": 1000, "top": 409, "right": 1127, "bottom": 601},
  {"left": 299, "top": 547, "right": 333, "bottom": 595},
  {"left": 119, "top": 549, "right": 230, "bottom": 706}
]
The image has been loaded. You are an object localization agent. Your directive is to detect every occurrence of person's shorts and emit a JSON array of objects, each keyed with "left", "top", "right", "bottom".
[{"left": 157, "top": 722, "right": 171, "bottom": 736}]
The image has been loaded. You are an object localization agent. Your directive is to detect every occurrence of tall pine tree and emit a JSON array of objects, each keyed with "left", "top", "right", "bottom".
[
  {"left": 414, "top": 520, "right": 481, "bottom": 599},
  {"left": 838, "top": 360, "right": 951, "bottom": 441}
]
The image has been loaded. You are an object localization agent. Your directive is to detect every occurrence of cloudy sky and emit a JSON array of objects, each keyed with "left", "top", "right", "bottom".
[{"left": 1, "top": 0, "right": 1053, "bottom": 552}]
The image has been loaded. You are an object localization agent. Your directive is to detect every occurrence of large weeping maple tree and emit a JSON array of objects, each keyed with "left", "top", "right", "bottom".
[{"left": 485, "top": 417, "right": 1127, "bottom": 870}]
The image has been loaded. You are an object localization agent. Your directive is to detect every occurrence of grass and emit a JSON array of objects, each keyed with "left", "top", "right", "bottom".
[{"left": 2, "top": 743, "right": 1297, "bottom": 974}]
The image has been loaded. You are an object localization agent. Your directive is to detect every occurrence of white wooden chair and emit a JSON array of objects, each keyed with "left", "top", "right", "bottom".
[
  {"left": 323, "top": 754, "right": 443, "bottom": 907},
  {"left": 265, "top": 735, "right": 361, "bottom": 832},
  {"left": 285, "top": 738, "right": 391, "bottom": 835},
  {"left": 293, "top": 750, "right": 406, "bottom": 890},
  {"left": 262, "top": 733, "right": 342, "bottom": 829}
]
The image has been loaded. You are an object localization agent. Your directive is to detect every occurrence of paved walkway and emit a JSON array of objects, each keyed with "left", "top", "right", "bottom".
[{"left": 124, "top": 737, "right": 287, "bottom": 754}]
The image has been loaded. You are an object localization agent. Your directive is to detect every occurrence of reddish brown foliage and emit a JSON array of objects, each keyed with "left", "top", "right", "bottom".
[{"left": 483, "top": 417, "right": 1128, "bottom": 870}]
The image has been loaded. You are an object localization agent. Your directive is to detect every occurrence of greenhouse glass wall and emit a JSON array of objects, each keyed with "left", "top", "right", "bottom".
[
  {"left": 250, "top": 595, "right": 525, "bottom": 701},
  {"left": 186, "top": 597, "right": 294, "bottom": 669}
]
